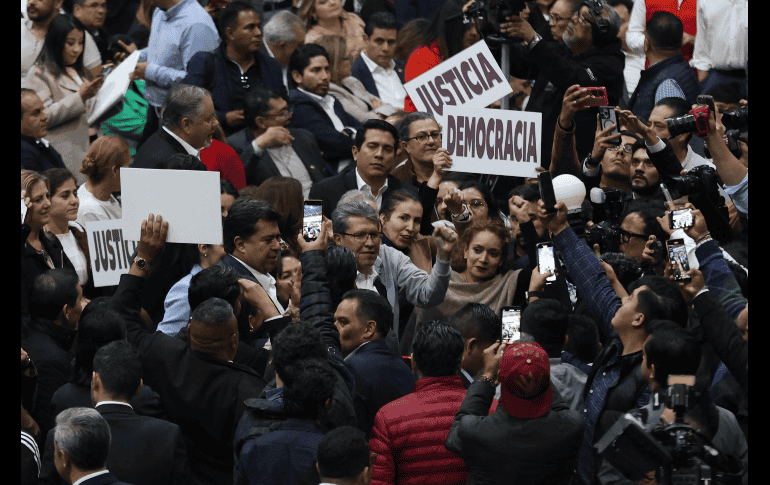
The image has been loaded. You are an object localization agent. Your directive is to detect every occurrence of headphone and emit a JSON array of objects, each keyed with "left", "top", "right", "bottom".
[{"left": 581, "top": 0, "right": 613, "bottom": 45}]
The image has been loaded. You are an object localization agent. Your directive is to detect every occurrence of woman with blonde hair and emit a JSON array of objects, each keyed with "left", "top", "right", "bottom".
[
  {"left": 299, "top": 0, "right": 367, "bottom": 62},
  {"left": 76, "top": 135, "right": 131, "bottom": 227}
]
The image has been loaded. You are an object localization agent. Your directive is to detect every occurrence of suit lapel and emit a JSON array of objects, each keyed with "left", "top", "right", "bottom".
[
  {"left": 157, "top": 128, "right": 187, "bottom": 154},
  {"left": 57, "top": 74, "right": 79, "bottom": 93}
]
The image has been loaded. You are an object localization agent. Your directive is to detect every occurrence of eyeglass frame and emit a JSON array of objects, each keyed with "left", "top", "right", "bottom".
[
  {"left": 619, "top": 228, "right": 648, "bottom": 244},
  {"left": 549, "top": 12, "right": 573, "bottom": 24},
  {"left": 339, "top": 231, "right": 384, "bottom": 244},
  {"left": 404, "top": 130, "right": 443, "bottom": 144},
  {"left": 607, "top": 143, "right": 634, "bottom": 154}
]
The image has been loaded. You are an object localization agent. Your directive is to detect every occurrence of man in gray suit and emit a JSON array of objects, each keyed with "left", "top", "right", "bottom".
[{"left": 226, "top": 86, "right": 331, "bottom": 194}]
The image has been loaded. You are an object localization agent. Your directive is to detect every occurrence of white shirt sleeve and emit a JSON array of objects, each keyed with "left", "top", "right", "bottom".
[
  {"left": 626, "top": 0, "right": 647, "bottom": 55},
  {"left": 690, "top": 2, "right": 712, "bottom": 71},
  {"left": 83, "top": 31, "right": 102, "bottom": 70}
]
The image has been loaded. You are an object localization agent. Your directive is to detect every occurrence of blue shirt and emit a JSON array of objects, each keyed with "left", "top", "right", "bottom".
[
  {"left": 157, "top": 264, "right": 202, "bottom": 336},
  {"left": 138, "top": 0, "right": 219, "bottom": 107},
  {"left": 724, "top": 173, "right": 748, "bottom": 216}
]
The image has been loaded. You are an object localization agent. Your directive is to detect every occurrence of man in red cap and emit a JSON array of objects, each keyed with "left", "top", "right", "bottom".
[{"left": 446, "top": 340, "right": 584, "bottom": 484}]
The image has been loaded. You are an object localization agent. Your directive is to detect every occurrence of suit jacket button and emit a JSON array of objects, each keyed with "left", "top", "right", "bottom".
[{"left": 310, "top": 165, "right": 315, "bottom": 169}]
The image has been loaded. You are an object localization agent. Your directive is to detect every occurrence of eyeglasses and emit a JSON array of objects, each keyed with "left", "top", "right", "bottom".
[
  {"left": 340, "top": 231, "right": 383, "bottom": 243},
  {"left": 549, "top": 12, "right": 572, "bottom": 24},
  {"left": 469, "top": 199, "right": 486, "bottom": 208},
  {"left": 263, "top": 107, "right": 293, "bottom": 120},
  {"left": 608, "top": 144, "right": 634, "bottom": 154},
  {"left": 407, "top": 130, "right": 442, "bottom": 144},
  {"left": 619, "top": 229, "right": 647, "bottom": 244}
]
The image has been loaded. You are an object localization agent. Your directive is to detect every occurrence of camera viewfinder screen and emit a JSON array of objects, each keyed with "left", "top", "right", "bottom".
[
  {"left": 303, "top": 203, "right": 323, "bottom": 240},
  {"left": 671, "top": 209, "right": 693, "bottom": 229}
]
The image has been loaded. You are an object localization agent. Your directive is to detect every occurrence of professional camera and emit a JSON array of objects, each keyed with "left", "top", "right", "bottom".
[
  {"left": 585, "top": 221, "right": 621, "bottom": 254},
  {"left": 720, "top": 106, "right": 748, "bottom": 131},
  {"left": 666, "top": 105, "right": 710, "bottom": 137},
  {"left": 464, "top": 0, "right": 529, "bottom": 43},
  {"left": 595, "top": 379, "right": 745, "bottom": 485},
  {"left": 668, "top": 165, "right": 721, "bottom": 197}
]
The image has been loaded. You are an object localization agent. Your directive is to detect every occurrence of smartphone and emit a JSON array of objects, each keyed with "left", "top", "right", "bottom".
[
  {"left": 579, "top": 87, "right": 608, "bottom": 107},
  {"left": 501, "top": 306, "right": 521, "bottom": 344},
  {"left": 598, "top": 106, "right": 621, "bottom": 146},
  {"left": 100, "top": 64, "right": 114, "bottom": 77},
  {"left": 666, "top": 238, "right": 691, "bottom": 282},
  {"left": 538, "top": 171, "right": 557, "bottom": 214},
  {"left": 302, "top": 200, "right": 323, "bottom": 241},
  {"left": 536, "top": 242, "right": 557, "bottom": 283},
  {"left": 669, "top": 208, "right": 693, "bottom": 230}
]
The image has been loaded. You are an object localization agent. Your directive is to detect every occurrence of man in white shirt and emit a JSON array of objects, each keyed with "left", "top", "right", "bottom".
[
  {"left": 609, "top": 0, "right": 644, "bottom": 103},
  {"left": 262, "top": 10, "right": 306, "bottom": 92},
  {"left": 352, "top": 12, "right": 406, "bottom": 109}
]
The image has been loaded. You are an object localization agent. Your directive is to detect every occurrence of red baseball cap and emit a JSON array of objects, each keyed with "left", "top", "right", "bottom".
[{"left": 498, "top": 342, "right": 552, "bottom": 418}]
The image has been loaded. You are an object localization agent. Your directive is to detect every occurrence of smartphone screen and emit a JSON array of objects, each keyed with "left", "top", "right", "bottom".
[
  {"left": 501, "top": 307, "right": 521, "bottom": 344},
  {"left": 302, "top": 200, "right": 323, "bottom": 241},
  {"left": 667, "top": 239, "right": 691, "bottom": 281},
  {"left": 669, "top": 209, "right": 693, "bottom": 230},
  {"left": 537, "top": 242, "right": 557, "bottom": 283}
]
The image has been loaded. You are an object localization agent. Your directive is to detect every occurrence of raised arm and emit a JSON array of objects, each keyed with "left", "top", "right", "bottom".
[{"left": 394, "top": 225, "right": 457, "bottom": 308}]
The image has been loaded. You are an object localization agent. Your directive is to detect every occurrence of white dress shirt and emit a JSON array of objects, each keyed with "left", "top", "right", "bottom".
[
  {"left": 355, "top": 168, "right": 389, "bottom": 209},
  {"left": 162, "top": 126, "right": 200, "bottom": 158},
  {"left": 72, "top": 470, "right": 110, "bottom": 485},
  {"left": 251, "top": 138, "right": 314, "bottom": 198},
  {"left": 355, "top": 266, "right": 380, "bottom": 291},
  {"left": 623, "top": 50, "right": 646, "bottom": 97},
  {"left": 359, "top": 52, "right": 407, "bottom": 109},
  {"left": 231, "top": 255, "right": 286, "bottom": 314},
  {"left": 691, "top": 0, "right": 748, "bottom": 71},
  {"left": 95, "top": 401, "right": 133, "bottom": 409},
  {"left": 297, "top": 87, "right": 348, "bottom": 132}
]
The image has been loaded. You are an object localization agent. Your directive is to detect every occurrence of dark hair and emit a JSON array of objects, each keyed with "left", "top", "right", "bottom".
[
  {"left": 380, "top": 188, "right": 420, "bottom": 220},
  {"left": 354, "top": 119, "right": 400, "bottom": 151},
  {"left": 644, "top": 322, "right": 701, "bottom": 388},
  {"left": 705, "top": 82, "right": 743, "bottom": 105},
  {"left": 341, "top": 289, "right": 394, "bottom": 337},
  {"left": 521, "top": 299, "right": 570, "bottom": 357},
  {"left": 448, "top": 303, "right": 502, "bottom": 343},
  {"left": 288, "top": 43, "right": 329, "bottom": 86},
  {"left": 565, "top": 314, "right": 601, "bottom": 364},
  {"left": 21, "top": 88, "right": 37, "bottom": 119},
  {"left": 190, "top": 297, "right": 235, "bottom": 326},
  {"left": 155, "top": 153, "right": 208, "bottom": 171},
  {"left": 252, "top": 176, "right": 304, "bottom": 253},
  {"left": 223, "top": 198, "right": 281, "bottom": 254},
  {"left": 655, "top": 96, "right": 692, "bottom": 119},
  {"left": 189, "top": 265, "right": 242, "bottom": 312},
  {"left": 30, "top": 269, "right": 79, "bottom": 321},
  {"left": 43, "top": 168, "right": 77, "bottom": 197},
  {"left": 394, "top": 18, "right": 430, "bottom": 62},
  {"left": 599, "top": 252, "right": 643, "bottom": 290},
  {"left": 327, "top": 245, "right": 358, "bottom": 310},
  {"left": 272, "top": 323, "right": 327, "bottom": 381},
  {"left": 93, "top": 340, "right": 142, "bottom": 401},
  {"left": 424, "top": 0, "right": 474, "bottom": 60},
  {"left": 72, "top": 308, "right": 127, "bottom": 387},
  {"left": 243, "top": 86, "right": 283, "bottom": 130},
  {"left": 508, "top": 182, "right": 541, "bottom": 202},
  {"left": 412, "top": 320, "right": 464, "bottom": 377},
  {"left": 622, "top": 202, "right": 668, "bottom": 245},
  {"left": 397, "top": 111, "right": 436, "bottom": 143},
  {"left": 282, "top": 358, "right": 336, "bottom": 421},
  {"left": 220, "top": 178, "right": 239, "bottom": 199},
  {"left": 53, "top": 408, "right": 111, "bottom": 471},
  {"left": 456, "top": 219, "right": 511, "bottom": 273},
  {"left": 607, "top": 0, "right": 634, "bottom": 12},
  {"left": 646, "top": 11, "right": 683, "bottom": 51},
  {"left": 458, "top": 180, "right": 502, "bottom": 222},
  {"left": 365, "top": 11, "right": 398, "bottom": 36},
  {"left": 317, "top": 426, "right": 370, "bottom": 479},
  {"left": 37, "top": 15, "right": 88, "bottom": 79},
  {"left": 217, "top": 0, "right": 259, "bottom": 42},
  {"left": 628, "top": 275, "right": 689, "bottom": 328}
]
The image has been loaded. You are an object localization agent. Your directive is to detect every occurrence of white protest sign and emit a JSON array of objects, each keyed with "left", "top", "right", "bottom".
[
  {"left": 88, "top": 50, "right": 140, "bottom": 124},
  {"left": 85, "top": 219, "right": 139, "bottom": 287},
  {"left": 403, "top": 40, "right": 513, "bottom": 118},
  {"left": 121, "top": 168, "right": 223, "bottom": 244},
  {"left": 443, "top": 105, "right": 542, "bottom": 177}
]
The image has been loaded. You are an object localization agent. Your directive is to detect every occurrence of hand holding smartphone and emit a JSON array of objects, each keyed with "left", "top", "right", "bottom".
[
  {"left": 302, "top": 200, "right": 323, "bottom": 242},
  {"left": 577, "top": 87, "right": 608, "bottom": 107},
  {"left": 666, "top": 239, "right": 691, "bottom": 282},
  {"left": 537, "top": 171, "right": 557, "bottom": 214},
  {"left": 598, "top": 106, "right": 621, "bottom": 146},
  {"left": 536, "top": 242, "right": 557, "bottom": 283},
  {"left": 501, "top": 307, "right": 521, "bottom": 344}
]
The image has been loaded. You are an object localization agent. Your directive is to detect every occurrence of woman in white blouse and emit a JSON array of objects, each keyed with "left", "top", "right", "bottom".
[{"left": 76, "top": 135, "right": 131, "bottom": 226}]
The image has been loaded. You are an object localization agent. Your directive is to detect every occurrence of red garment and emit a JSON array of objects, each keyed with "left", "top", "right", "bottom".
[
  {"left": 199, "top": 139, "right": 247, "bottom": 190},
  {"left": 369, "top": 375, "right": 473, "bottom": 485},
  {"left": 403, "top": 42, "right": 443, "bottom": 112},
  {"left": 644, "top": 0, "right": 697, "bottom": 67}
]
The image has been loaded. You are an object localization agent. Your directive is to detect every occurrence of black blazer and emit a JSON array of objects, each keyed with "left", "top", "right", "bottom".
[
  {"left": 132, "top": 128, "right": 188, "bottom": 169},
  {"left": 21, "top": 135, "right": 66, "bottom": 172},
  {"left": 350, "top": 55, "right": 405, "bottom": 99},
  {"left": 308, "top": 167, "right": 414, "bottom": 218},
  {"left": 50, "top": 382, "right": 167, "bottom": 421},
  {"left": 39, "top": 403, "right": 190, "bottom": 485},
  {"left": 226, "top": 127, "right": 332, "bottom": 187}
]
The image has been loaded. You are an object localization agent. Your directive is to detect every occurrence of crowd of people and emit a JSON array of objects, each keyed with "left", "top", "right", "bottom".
[{"left": 21, "top": 0, "right": 747, "bottom": 484}]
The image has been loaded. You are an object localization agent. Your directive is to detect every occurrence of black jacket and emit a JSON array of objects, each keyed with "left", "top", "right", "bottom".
[
  {"left": 446, "top": 380, "right": 584, "bottom": 485},
  {"left": 50, "top": 381, "right": 166, "bottom": 421},
  {"left": 39, "top": 403, "right": 190, "bottom": 485},
  {"left": 132, "top": 128, "right": 188, "bottom": 169},
  {"left": 21, "top": 224, "right": 74, "bottom": 319},
  {"left": 117, "top": 274, "right": 267, "bottom": 485}
]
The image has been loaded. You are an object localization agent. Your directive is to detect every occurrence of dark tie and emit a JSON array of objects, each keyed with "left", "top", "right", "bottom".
[{"left": 373, "top": 276, "right": 388, "bottom": 300}]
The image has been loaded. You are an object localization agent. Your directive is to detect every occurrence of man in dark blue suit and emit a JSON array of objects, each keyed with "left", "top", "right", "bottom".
[
  {"left": 335, "top": 289, "right": 417, "bottom": 438},
  {"left": 184, "top": 1, "right": 286, "bottom": 136},
  {"left": 352, "top": 12, "right": 407, "bottom": 110},
  {"left": 288, "top": 43, "right": 361, "bottom": 171}
]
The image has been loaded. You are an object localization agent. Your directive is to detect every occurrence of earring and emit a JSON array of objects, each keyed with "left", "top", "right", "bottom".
[{"left": 203, "top": 252, "right": 208, "bottom": 257}]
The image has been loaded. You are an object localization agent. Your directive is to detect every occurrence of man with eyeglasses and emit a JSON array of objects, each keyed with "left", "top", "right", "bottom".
[
  {"left": 227, "top": 86, "right": 331, "bottom": 195},
  {"left": 184, "top": 1, "right": 285, "bottom": 136},
  {"left": 501, "top": 0, "right": 625, "bottom": 168},
  {"left": 72, "top": 0, "right": 111, "bottom": 62},
  {"left": 330, "top": 198, "right": 457, "bottom": 353}
]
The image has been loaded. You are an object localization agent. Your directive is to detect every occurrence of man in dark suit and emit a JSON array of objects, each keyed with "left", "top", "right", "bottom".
[
  {"left": 39, "top": 340, "right": 190, "bottom": 485},
  {"left": 288, "top": 43, "right": 361, "bottom": 170},
  {"left": 184, "top": 1, "right": 286, "bottom": 136},
  {"left": 335, "top": 289, "right": 417, "bottom": 438},
  {"left": 132, "top": 84, "right": 220, "bottom": 168},
  {"left": 117, "top": 215, "right": 275, "bottom": 484},
  {"left": 226, "top": 86, "right": 331, "bottom": 192},
  {"left": 447, "top": 303, "right": 503, "bottom": 390},
  {"left": 309, "top": 119, "right": 414, "bottom": 217},
  {"left": 352, "top": 12, "right": 406, "bottom": 109},
  {"left": 21, "top": 89, "right": 66, "bottom": 172},
  {"left": 49, "top": 408, "right": 131, "bottom": 485}
]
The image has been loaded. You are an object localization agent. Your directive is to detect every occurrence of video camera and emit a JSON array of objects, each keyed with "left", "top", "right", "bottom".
[
  {"left": 668, "top": 165, "right": 721, "bottom": 197},
  {"left": 585, "top": 188, "right": 624, "bottom": 253},
  {"left": 464, "top": 0, "right": 529, "bottom": 44},
  {"left": 595, "top": 377, "right": 745, "bottom": 485}
]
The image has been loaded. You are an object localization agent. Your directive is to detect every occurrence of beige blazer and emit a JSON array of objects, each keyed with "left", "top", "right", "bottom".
[
  {"left": 23, "top": 64, "right": 95, "bottom": 184},
  {"left": 328, "top": 78, "right": 382, "bottom": 123}
]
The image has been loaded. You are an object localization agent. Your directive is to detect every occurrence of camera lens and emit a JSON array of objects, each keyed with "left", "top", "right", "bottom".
[
  {"left": 721, "top": 106, "right": 748, "bottom": 131},
  {"left": 666, "top": 114, "right": 698, "bottom": 137}
]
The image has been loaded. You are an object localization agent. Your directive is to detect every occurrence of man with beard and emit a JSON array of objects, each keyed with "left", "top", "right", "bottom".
[{"left": 629, "top": 143, "right": 663, "bottom": 200}]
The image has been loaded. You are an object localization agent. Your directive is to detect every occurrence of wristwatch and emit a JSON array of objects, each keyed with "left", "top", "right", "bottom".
[
  {"left": 526, "top": 33, "right": 542, "bottom": 50},
  {"left": 526, "top": 290, "right": 542, "bottom": 301},
  {"left": 133, "top": 256, "right": 149, "bottom": 270}
]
